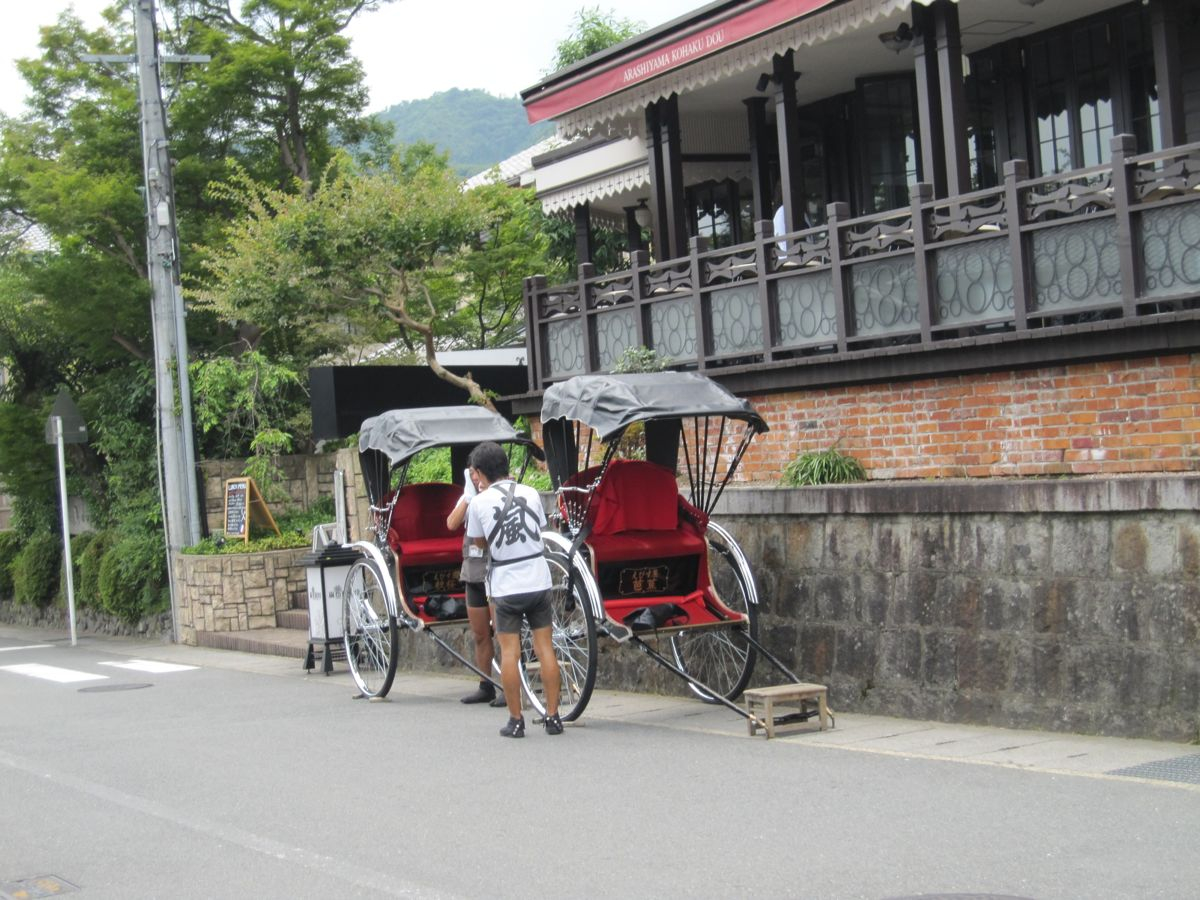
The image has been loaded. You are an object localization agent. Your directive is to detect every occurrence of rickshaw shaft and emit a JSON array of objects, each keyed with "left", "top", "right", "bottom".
[
  {"left": 423, "top": 627, "right": 502, "bottom": 690},
  {"left": 628, "top": 634, "right": 762, "bottom": 727}
]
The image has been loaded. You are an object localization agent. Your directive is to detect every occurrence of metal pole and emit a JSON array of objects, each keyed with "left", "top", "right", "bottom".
[
  {"left": 53, "top": 417, "right": 78, "bottom": 647},
  {"left": 134, "top": 0, "right": 202, "bottom": 556}
]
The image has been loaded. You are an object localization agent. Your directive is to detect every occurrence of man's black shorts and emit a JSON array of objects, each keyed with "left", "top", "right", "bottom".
[
  {"left": 493, "top": 589, "right": 552, "bottom": 634},
  {"left": 464, "top": 581, "right": 488, "bottom": 609}
]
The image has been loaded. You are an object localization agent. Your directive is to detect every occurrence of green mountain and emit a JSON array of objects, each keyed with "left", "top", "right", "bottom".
[{"left": 375, "top": 88, "right": 556, "bottom": 178}]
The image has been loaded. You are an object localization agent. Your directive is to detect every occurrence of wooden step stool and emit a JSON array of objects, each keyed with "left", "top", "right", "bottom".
[{"left": 744, "top": 683, "right": 829, "bottom": 738}]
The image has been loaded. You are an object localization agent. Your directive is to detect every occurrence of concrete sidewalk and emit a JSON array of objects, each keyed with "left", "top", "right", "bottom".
[{"left": 5, "top": 622, "right": 1198, "bottom": 792}]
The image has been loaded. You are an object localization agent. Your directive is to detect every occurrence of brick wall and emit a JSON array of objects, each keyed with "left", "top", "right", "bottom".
[{"left": 736, "top": 354, "right": 1200, "bottom": 481}]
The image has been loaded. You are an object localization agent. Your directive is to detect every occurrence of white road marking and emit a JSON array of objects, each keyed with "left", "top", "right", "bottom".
[
  {"left": 0, "top": 644, "right": 53, "bottom": 652},
  {"left": 0, "top": 663, "right": 108, "bottom": 683},
  {"left": 98, "top": 659, "right": 198, "bottom": 674}
]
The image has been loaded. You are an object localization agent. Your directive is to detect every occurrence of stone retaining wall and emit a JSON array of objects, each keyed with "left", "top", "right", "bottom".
[
  {"left": 710, "top": 476, "right": 1200, "bottom": 741},
  {"left": 173, "top": 548, "right": 308, "bottom": 645},
  {"left": 0, "top": 600, "right": 172, "bottom": 640}
]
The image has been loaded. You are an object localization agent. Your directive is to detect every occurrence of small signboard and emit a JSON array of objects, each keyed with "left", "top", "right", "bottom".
[{"left": 223, "top": 477, "right": 280, "bottom": 542}]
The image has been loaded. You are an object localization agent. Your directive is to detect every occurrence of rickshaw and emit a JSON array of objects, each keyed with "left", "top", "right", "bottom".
[
  {"left": 340, "top": 405, "right": 597, "bottom": 721},
  {"left": 540, "top": 371, "right": 813, "bottom": 724}
]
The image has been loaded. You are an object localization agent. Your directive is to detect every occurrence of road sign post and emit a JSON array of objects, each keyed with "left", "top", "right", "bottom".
[{"left": 46, "top": 390, "right": 88, "bottom": 647}]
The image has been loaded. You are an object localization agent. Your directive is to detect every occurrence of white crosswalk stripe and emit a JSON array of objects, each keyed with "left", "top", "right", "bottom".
[
  {"left": 0, "top": 658, "right": 201, "bottom": 684},
  {"left": 0, "top": 663, "right": 108, "bottom": 683},
  {"left": 98, "top": 659, "right": 198, "bottom": 674},
  {"left": 0, "top": 644, "right": 53, "bottom": 652}
]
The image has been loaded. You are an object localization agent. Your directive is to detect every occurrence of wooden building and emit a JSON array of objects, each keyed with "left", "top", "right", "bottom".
[{"left": 516, "top": 0, "right": 1200, "bottom": 479}]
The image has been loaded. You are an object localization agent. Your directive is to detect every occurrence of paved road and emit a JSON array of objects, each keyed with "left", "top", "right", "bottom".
[{"left": 2, "top": 625, "right": 1198, "bottom": 900}]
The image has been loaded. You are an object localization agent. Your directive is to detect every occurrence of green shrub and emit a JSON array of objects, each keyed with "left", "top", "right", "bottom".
[
  {"left": 97, "top": 532, "right": 167, "bottom": 622},
  {"left": 11, "top": 531, "right": 61, "bottom": 607},
  {"left": 612, "top": 345, "right": 671, "bottom": 373},
  {"left": 405, "top": 446, "right": 452, "bottom": 484},
  {"left": 0, "top": 531, "right": 22, "bottom": 599},
  {"left": 184, "top": 530, "right": 311, "bottom": 555},
  {"left": 56, "top": 531, "right": 94, "bottom": 608},
  {"left": 782, "top": 445, "right": 867, "bottom": 486},
  {"left": 78, "top": 529, "right": 117, "bottom": 609}
]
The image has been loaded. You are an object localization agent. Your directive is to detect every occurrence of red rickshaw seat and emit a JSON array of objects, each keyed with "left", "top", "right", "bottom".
[
  {"left": 386, "top": 482, "right": 463, "bottom": 565},
  {"left": 565, "top": 458, "right": 707, "bottom": 565}
]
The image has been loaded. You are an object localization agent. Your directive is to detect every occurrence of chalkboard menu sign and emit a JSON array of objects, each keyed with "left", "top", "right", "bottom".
[
  {"left": 223, "top": 477, "right": 279, "bottom": 542},
  {"left": 224, "top": 478, "right": 249, "bottom": 539}
]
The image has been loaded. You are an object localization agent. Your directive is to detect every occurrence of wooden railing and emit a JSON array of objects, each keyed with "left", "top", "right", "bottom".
[{"left": 522, "top": 136, "right": 1200, "bottom": 391}]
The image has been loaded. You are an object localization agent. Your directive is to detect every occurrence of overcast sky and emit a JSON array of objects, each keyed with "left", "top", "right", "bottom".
[{"left": 0, "top": 0, "right": 700, "bottom": 117}]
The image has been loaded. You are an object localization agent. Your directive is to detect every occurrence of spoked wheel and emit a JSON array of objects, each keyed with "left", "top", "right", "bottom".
[
  {"left": 517, "top": 547, "right": 598, "bottom": 722},
  {"left": 342, "top": 556, "right": 400, "bottom": 698},
  {"left": 671, "top": 523, "right": 759, "bottom": 703}
]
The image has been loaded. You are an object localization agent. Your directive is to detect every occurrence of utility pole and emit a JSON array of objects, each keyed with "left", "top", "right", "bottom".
[
  {"left": 134, "top": 0, "right": 203, "bottom": 551},
  {"left": 85, "top": 1, "right": 207, "bottom": 640}
]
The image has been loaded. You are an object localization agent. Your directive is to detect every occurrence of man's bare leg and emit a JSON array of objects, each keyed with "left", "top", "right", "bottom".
[{"left": 529, "top": 625, "right": 560, "bottom": 717}]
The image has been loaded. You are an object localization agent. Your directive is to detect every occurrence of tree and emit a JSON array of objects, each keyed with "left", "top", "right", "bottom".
[
  {"left": 190, "top": 148, "right": 498, "bottom": 407},
  {"left": 429, "top": 182, "right": 567, "bottom": 350},
  {"left": 175, "top": 0, "right": 396, "bottom": 187},
  {"left": 0, "top": 0, "right": 399, "bottom": 577},
  {"left": 549, "top": 7, "right": 645, "bottom": 72}
]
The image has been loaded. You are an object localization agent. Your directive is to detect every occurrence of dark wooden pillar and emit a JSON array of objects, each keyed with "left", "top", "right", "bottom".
[
  {"left": 1150, "top": 0, "right": 1186, "bottom": 149},
  {"left": 645, "top": 102, "right": 668, "bottom": 260},
  {"left": 772, "top": 50, "right": 802, "bottom": 234},
  {"left": 654, "top": 95, "right": 688, "bottom": 260},
  {"left": 573, "top": 203, "right": 593, "bottom": 266},
  {"left": 624, "top": 206, "right": 644, "bottom": 254},
  {"left": 744, "top": 97, "right": 773, "bottom": 224},
  {"left": 912, "top": 3, "right": 946, "bottom": 197},
  {"left": 934, "top": 0, "right": 970, "bottom": 196}
]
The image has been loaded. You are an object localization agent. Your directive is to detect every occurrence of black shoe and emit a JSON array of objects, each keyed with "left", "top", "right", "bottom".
[
  {"left": 500, "top": 716, "right": 525, "bottom": 738},
  {"left": 543, "top": 713, "right": 564, "bottom": 735},
  {"left": 461, "top": 682, "right": 495, "bottom": 704},
  {"left": 488, "top": 691, "right": 507, "bottom": 708}
]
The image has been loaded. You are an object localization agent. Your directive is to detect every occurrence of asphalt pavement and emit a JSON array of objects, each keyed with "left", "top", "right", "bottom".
[{"left": 2, "top": 622, "right": 1198, "bottom": 900}]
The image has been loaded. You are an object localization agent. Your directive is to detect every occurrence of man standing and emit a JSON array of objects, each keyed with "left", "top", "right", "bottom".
[{"left": 465, "top": 442, "right": 563, "bottom": 738}]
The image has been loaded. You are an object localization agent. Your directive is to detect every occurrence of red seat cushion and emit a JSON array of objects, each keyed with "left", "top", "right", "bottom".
[
  {"left": 394, "top": 536, "right": 463, "bottom": 566},
  {"left": 386, "top": 482, "right": 463, "bottom": 558},
  {"left": 584, "top": 528, "right": 705, "bottom": 563}
]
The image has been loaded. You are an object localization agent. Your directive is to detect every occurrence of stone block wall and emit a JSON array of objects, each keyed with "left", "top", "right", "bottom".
[
  {"left": 173, "top": 548, "right": 308, "bottom": 645},
  {"left": 712, "top": 477, "right": 1200, "bottom": 741},
  {"left": 200, "top": 454, "right": 339, "bottom": 536}
]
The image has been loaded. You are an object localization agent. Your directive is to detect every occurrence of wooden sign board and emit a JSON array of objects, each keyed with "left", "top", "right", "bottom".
[{"left": 223, "top": 477, "right": 280, "bottom": 542}]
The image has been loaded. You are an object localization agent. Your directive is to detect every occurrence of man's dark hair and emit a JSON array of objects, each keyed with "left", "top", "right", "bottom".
[{"left": 468, "top": 441, "right": 510, "bottom": 482}]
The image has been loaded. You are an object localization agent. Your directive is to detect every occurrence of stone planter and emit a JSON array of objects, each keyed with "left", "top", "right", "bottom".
[{"left": 173, "top": 548, "right": 308, "bottom": 645}]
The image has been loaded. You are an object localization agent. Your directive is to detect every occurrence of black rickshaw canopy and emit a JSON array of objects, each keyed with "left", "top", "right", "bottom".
[
  {"left": 358, "top": 406, "right": 540, "bottom": 503},
  {"left": 540, "top": 372, "right": 768, "bottom": 441},
  {"left": 359, "top": 405, "right": 538, "bottom": 464}
]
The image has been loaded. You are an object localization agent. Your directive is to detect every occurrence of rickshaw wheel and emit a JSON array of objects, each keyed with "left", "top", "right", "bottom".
[
  {"left": 670, "top": 524, "right": 759, "bottom": 703},
  {"left": 342, "top": 556, "right": 399, "bottom": 698},
  {"left": 517, "top": 547, "right": 598, "bottom": 722}
]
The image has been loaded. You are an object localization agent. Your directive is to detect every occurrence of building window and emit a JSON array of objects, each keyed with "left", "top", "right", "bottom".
[
  {"left": 1122, "top": 7, "right": 1160, "bottom": 154},
  {"left": 1025, "top": 4, "right": 1157, "bottom": 175},
  {"left": 687, "top": 178, "right": 751, "bottom": 249},
  {"left": 963, "top": 54, "right": 1000, "bottom": 190},
  {"left": 856, "top": 77, "right": 920, "bottom": 214}
]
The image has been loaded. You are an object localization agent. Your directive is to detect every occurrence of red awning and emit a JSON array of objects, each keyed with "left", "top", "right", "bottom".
[{"left": 525, "top": 0, "right": 837, "bottom": 124}]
